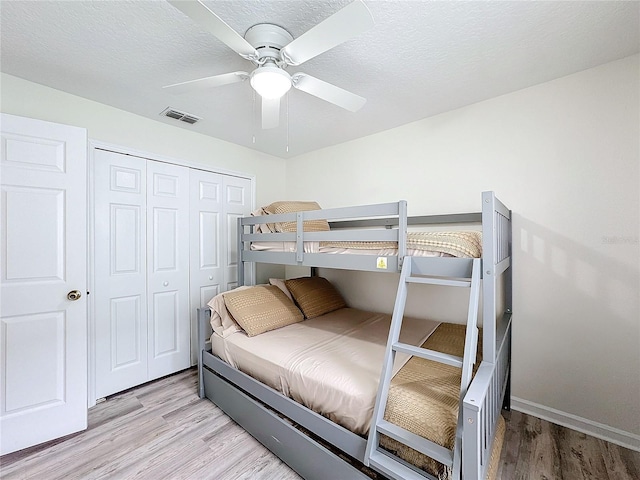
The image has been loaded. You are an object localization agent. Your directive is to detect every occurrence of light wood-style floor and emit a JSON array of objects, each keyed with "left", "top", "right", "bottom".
[{"left": 1, "top": 369, "right": 638, "bottom": 480}]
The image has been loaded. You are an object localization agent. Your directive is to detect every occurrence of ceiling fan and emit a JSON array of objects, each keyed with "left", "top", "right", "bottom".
[{"left": 164, "top": 0, "right": 374, "bottom": 129}]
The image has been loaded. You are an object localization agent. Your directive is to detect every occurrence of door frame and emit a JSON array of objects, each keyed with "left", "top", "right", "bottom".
[{"left": 88, "top": 140, "right": 255, "bottom": 406}]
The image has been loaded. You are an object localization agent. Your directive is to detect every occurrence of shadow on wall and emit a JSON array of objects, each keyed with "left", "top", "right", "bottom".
[{"left": 512, "top": 213, "right": 639, "bottom": 433}]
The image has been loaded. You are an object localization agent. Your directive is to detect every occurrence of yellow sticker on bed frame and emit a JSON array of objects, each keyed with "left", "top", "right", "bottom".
[{"left": 376, "top": 257, "right": 388, "bottom": 269}]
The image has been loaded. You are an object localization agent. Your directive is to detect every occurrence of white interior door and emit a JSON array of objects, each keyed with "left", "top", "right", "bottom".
[
  {"left": 223, "top": 176, "right": 253, "bottom": 290},
  {"left": 0, "top": 114, "right": 88, "bottom": 455},
  {"left": 189, "top": 169, "right": 223, "bottom": 365},
  {"left": 147, "top": 161, "right": 190, "bottom": 380},
  {"left": 94, "top": 150, "right": 148, "bottom": 398}
]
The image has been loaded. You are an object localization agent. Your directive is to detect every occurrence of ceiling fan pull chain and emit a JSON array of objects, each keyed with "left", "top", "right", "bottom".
[{"left": 286, "top": 92, "right": 290, "bottom": 153}]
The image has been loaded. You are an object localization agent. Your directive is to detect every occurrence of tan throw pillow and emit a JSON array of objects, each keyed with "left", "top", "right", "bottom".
[
  {"left": 223, "top": 285, "right": 303, "bottom": 337},
  {"left": 263, "top": 201, "right": 330, "bottom": 233},
  {"left": 284, "top": 277, "right": 347, "bottom": 319}
]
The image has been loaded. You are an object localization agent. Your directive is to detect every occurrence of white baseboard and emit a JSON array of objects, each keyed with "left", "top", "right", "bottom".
[{"left": 511, "top": 397, "right": 640, "bottom": 452}]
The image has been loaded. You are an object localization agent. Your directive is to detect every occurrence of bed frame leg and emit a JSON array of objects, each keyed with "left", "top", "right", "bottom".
[
  {"left": 502, "top": 360, "right": 511, "bottom": 411},
  {"left": 198, "top": 352, "right": 205, "bottom": 399},
  {"left": 197, "top": 307, "right": 211, "bottom": 399}
]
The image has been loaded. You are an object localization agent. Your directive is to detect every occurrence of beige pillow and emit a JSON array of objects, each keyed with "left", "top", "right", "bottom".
[
  {"left": 223, "top": 285, "right": 303, "bottom": 336},
  {"left": 263, "top": 201, "right": 330, "bottom": 233},
  {"left": 284, "top": 277, "right": 347, "bottom": 319},
  {"left": 207, "top": 288, "right": 247, "bottom": 338}
]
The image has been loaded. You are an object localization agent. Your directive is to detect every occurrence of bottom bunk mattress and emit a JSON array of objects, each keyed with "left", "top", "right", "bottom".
[
  {"left": 211, "top": 307, "right": 440, "bottom": 435},
  {"left": 211, "top": 307, "right": 505, "bottom": 479}
]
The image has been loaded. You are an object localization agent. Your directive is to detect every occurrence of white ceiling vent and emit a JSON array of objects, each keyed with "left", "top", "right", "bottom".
[{"left": 160, "top": 107, "right": 201, "bottom": 125}]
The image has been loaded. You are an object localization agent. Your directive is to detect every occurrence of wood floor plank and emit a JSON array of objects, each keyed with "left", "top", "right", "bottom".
[
  {"left": 555, "top": 423, "right": 611, "bottom": 480},
  {"left": 529, "top": 415, "right": 562, "bottom": 480},
  {"left": 88, "top": 395, "right": 144, "bottom": 430},
  {"left": 512, "top": 411, "right": 538, "bottom": 480},
  {"left": 496, "top": 410, "right": 523, "bottom": 480},
  {"left": 2, "top": 368, "right": 639, "bottom": 480},
  {"left": 599, "top": 437, "right": 640, "bottom": 480},
  {"left": 1, "top": 392, "right": 190, "bottom": 479},
  {"left": 619, "top": 443, "right": 640, "bottom": 479},
  {"left": 108, "top": 440, "right": 213, "bottom": 480}
]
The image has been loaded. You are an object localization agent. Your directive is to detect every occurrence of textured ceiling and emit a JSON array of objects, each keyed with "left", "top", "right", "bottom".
[{"left": 1, "top": 1, "right": 638, "bottom": 159}]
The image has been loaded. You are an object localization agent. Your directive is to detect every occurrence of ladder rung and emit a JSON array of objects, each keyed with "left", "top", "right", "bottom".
[
  {"left": 377, "top": 420, "right": 454, "bottom": 467},
  {"left": 393, "top": 342, "right": 463, "bottom": 368},
  {"left": 368, "top": 450, "right": 429, "bottom": 480},
  {"left": 406, "top": 276, "right": 471, "bottom": 287}
]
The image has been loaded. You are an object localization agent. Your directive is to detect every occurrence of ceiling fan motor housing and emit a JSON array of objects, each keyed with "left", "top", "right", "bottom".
[{"left": 244, "top": 24, "right": 293, "bottom": 63}]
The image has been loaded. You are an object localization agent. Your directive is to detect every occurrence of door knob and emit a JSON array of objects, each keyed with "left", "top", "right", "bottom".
[{"left": 67, "top": 290, "right": 82, "bottom": 301}]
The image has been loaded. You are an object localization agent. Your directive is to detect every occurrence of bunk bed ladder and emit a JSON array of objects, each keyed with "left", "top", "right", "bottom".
[{"left": 365, "top": 257, "right": 482, "bottom": 480}]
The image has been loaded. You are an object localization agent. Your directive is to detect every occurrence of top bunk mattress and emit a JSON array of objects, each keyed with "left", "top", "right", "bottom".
[{"left": 250, "top": 231, "right": 483, "bottom": 258}]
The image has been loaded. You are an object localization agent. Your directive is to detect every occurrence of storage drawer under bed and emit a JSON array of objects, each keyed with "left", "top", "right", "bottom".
[{"left": 203, "top": 366, "right": 371, "bottom": 480}]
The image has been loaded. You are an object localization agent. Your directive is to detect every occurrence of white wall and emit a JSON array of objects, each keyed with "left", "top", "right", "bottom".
[
  {"left": 286, "top": 55, "right": 640, "bottom": 445},
  {"left": 0, "top": 73, "right": 286, "bottom": 282}
]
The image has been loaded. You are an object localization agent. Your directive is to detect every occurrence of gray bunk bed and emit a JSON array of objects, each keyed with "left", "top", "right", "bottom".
[{"left": 196, "top": 191, "right": 512, "bottom": 480}]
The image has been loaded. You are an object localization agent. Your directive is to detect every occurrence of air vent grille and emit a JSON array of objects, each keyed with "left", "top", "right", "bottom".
[{"left": 160, "top": 107, "right": 201, "bottom": 125}]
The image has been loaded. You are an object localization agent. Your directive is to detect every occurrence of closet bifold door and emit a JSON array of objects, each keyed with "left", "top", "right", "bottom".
[
  {"left": 146, "top": 161, "right": 190, "bottom": 381},
  {"left": 189, "top": 169, "right": 223, "bottom": 365},
  {"left": 94, "top": 151, "right": 191, "bottom": 397},
  {"left": 94, "top": 150, "right": 148, "bottom": 398},
  {"left": 188, "top": 171, "right": 252, "bottom": 365}
]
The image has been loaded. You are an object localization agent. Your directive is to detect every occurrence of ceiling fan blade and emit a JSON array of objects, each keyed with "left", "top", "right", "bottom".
[
  {"left": 163, "top": 72, "right": 249, "bottom": 94},
  {"left": 280, "top": 0, "right": 374, "bottom": 66},
  {"left": 262, "top": 97, "right": 280, "bottom": 129},
  {"left": 292, "top": 73, "right": 366, "bottom": 112},
  {"left": 168, "top": 0, "right": 258, "bottom": 61}
]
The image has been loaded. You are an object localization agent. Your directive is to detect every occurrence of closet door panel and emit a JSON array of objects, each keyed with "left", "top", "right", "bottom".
[
  {"left": 151, "top": 291, "right": 179, "bottom": 355},
  {"left": 94, "top": 151, "right": 148, "bottom": 398},
  {"left": 147, "top": 162, "right": 190, "bottom": 380},
  {"left": 223, "top": 176, "right": 253, "bottom": 290},
  {"left": 189, "top": 170, "right": 223, "bottom": 364}
]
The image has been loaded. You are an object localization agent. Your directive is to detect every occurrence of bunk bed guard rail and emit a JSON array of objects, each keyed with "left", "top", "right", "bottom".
[{"left": 238, "top": 201, "right": 408, "bottom": 282}]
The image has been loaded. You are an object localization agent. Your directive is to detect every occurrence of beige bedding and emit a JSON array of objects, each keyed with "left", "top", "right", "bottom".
[{"left": 211, "top": 307, "right": 440, "bottom": 435}]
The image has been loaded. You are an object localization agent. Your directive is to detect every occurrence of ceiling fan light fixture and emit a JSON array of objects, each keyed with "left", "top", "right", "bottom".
[{"left": 250, "top": 66, "right": 292, "bottom": 99}]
